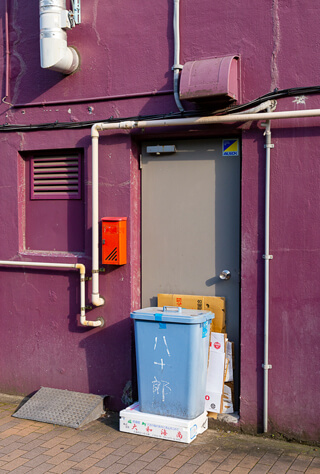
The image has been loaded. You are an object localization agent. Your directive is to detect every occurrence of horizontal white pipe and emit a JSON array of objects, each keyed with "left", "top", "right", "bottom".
[
  {"left": 0, "top": 260, "right": 102, "bottom": 327},
  {"left": 91, "top": 106, "right": 320, "bottom": 324},
  {"left": 0, "top": 260, "right": 77, "bottom": 270},
  {"left": 96, "top": 108, "right": 320, "bottom": 132}
]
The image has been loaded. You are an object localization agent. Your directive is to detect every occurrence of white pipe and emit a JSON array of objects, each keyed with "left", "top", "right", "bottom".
[
  {"left": 262, "top": 110, "right": 273, "bottom": 432},
  {"left": 76, "top": 264, "right": 103, "bottom": 327},
  {"left": 0, "top": 260, "right": 103, "bottom": 327},
  {"left": 172, "top": 0, "right": 184, "bottom": 112},
  {"left": 40, "top": 0, "right": 79, "bottom": 74},
  {"left": 96, "top": 108, "right": 320, "bottom": 134},
  {"left": 91, "top": 106, "right": 320, "bottom": 426},
  {"left": 91, "top": 127, "right": 105, "bottom": 307}
]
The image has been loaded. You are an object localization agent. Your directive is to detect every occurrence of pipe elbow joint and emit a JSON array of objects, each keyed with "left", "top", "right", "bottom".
[
  {"left": 40, "top": 1, "right": 80, "bottom": 75},
  {"left": 80, "top": 316, "right": 104, "bottom": 328},
  {"left": 40, "top": 41, "right": 79, "bottom": 74},
  {"left": 91, "top": 124, "right": 102, "bottom": 138},
  {"left": 92, "top": 294, "right": 105, "bottom": 307},
  {"left": 76, "top": 263, "right": 85, "bottom": 275}
]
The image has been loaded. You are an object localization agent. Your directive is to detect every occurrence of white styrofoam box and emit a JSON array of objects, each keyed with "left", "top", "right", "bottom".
[{"left": 119, "top": 403, "right": 208, "bottom": 444}]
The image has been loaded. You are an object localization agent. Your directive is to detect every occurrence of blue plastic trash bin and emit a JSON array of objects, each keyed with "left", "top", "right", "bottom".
[{"left": 131, "top": 306, "right": 213, "bottom": 420}]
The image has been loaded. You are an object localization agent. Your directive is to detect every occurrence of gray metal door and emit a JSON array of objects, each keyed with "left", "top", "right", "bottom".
[{"left": 141, "top": 138, "right": 241, "bottom": 404}]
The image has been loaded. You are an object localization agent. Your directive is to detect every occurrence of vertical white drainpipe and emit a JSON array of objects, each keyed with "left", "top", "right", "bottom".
[
  {"left": 262, "top": 110, "right": 273, "bottom": 432},
  {"left": 172, "top": 0, "right": 184, "bottom": 112},
  {"left": 77, "top": 264, "right": 103, "bottom": 327},
  {"left": 91, "top": 126, "right": 105, "bottom": 307},
  {"left": 40, "top": 0, "right": 79, "bottom": 74}
]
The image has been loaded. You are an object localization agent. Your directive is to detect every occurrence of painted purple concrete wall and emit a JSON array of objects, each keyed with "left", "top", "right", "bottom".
[{"left": 0, "top": 1, "right": 319, "bottom": 441}]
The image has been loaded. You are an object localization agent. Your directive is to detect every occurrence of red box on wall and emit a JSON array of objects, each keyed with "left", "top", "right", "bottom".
[{"left": 102, "top": 217, "right": 127, "bottom": 265}]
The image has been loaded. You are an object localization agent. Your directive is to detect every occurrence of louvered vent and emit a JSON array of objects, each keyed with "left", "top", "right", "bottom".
[{"left": 31, "top": 155, "right": 81, "bottom": 200}]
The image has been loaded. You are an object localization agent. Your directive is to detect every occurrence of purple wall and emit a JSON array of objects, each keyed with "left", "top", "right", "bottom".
[{"left": 0, "top": 1, "right": 319, "bottom": 442}]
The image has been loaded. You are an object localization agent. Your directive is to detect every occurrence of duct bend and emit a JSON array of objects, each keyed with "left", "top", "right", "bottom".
[{"left": 40, "top": 0, "right": 79, "bottom": 74}]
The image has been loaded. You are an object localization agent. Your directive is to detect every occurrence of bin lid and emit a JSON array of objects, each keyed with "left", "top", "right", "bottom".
[{"left": 130, "top": 306, "right": 213, "bottom": 324}]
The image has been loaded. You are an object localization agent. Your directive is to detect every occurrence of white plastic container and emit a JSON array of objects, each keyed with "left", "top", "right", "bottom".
[{"left": 119, "top": 402, "right": 208, "bottom": 444}]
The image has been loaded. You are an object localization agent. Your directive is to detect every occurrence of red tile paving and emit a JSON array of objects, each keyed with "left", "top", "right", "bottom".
[{"left": 0, "top": 397, "right": 318, "bottom": 473}]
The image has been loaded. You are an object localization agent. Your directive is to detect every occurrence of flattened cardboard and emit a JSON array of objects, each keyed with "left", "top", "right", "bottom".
[
  {"left": 222, "top": 382, "right": 234, "bottom": 414},
  {"left": 210, "top": 332, "right": 227, "bottom": 354},
  {"left": 206, "top": 332, "right": 230, "bottom": 414},
  {"left": 225, "top": 341, "right": 234, "bottom": 382},
  {"left": 204, "top": 391, "right": 223, "bottom": 413},
  {"left": 203, "top": 296, "right": 226, "bottom": 333},
  {"left": 158, "top": 294, "right": 204, "bottom": 310},
  {"left": 206, "top": 351, "right": 226, "bottom": 393},
  {"left": 157, "top": 294, "right": 174, "bottom": 307},
  {"left": 158, "top": 294, "right": 225, "bottom": 332}
]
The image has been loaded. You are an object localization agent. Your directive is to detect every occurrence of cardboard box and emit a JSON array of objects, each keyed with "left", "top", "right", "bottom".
[
  {"left": 158, "top": 294, "right": 204, "bottom": 310},
  {"left": 158, "top": 294, "right": 226, "bottom": 332},
  {"left": 207, "top": 351, "right": 225, "bottom": 393},
  {"left": 205, "top": 391, "right": 223, "bottom": 413},
  {"left": 222, "top": 382, "right": 234, "bottom": 414},
  {"left": 119, "top": 403, "right": 208, "bottom": 444},
  {"left": 225, "top": 341, "right": 234, "bottom": 382},
  {"left": 203, "top": 296, "right": 226, "bottom": 333},
  {"left": 205, "top": 332, "right": 229, "bottom": 414},
  {"left": 210, "top": 332, "right": 227, "bottom": 354}
]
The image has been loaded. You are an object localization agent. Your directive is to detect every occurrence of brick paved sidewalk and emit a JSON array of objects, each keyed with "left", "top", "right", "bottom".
[{"left": 0, "top": 397, "right": 319, "bottom": 473}]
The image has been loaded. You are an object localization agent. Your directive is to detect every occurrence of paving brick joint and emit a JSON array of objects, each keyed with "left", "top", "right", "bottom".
[{"left": 0, "top": 397, "right": 319, "bottom": 473}]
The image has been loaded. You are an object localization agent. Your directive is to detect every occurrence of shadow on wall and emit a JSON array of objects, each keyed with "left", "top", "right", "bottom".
[
  {"left": 78, "top": 317, "right": 137, "bottom": 412},
  {"left": 6, "top": 0, "right": 176, "bottom": 106}
]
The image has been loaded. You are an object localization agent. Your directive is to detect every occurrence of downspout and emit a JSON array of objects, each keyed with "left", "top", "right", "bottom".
[
  {"left": 4, "top": 0, "right": 10, "bottom": 100},
  {"left": 0, "top": 260, "right": 102, "bottom": 327},
  {"left": 91, "top": 125, "right": 105, "bottom": 307},
  {"left": 40, "top": 0, "right": 80, "bottom": 74},
  {"left": 172, "top": 0, "right": 184, "bottom": 112},
  {"left": 261, "top": 110, "right": 273, "bottom": 432}
]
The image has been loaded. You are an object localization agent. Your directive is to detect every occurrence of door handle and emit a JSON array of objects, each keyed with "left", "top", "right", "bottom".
[{"left": 219, "top": 270, "right": 231, "bottom": 280}]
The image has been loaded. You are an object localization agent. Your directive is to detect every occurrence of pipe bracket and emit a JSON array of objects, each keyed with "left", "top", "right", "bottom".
[
  {"left": 264, "top": 144, "right": 274, "bottom": 148},
  {"left": 263, "top": 254, "right": 273, "bottom": 260},
  {"left": 262, "top": 364, "right": 272, "bottom": 369}
]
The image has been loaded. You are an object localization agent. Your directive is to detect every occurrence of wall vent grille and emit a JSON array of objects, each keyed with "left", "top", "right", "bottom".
[{"left": 31, "top": 155, "right": 81, "bottom": 200}]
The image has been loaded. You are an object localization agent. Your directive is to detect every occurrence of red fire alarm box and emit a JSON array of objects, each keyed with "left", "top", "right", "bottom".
[{"left": 102, "top": 217, "right": 127, "bottom": 265}]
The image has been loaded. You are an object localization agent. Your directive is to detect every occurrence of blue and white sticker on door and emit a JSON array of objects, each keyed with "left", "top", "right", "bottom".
[{"left": 222, "top": 139, "right": 239, "bottom": 156}]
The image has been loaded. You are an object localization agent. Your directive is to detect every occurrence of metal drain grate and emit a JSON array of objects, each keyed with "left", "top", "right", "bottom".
[{"left": 13, "top": 387, "right": 105, "bottom": 429}]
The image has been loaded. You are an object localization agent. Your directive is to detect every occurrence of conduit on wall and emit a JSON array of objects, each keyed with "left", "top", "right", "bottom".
[
  {"left": 172, "top": 0, "right": 184, "bottom": 112},
  {"left": 4, "top": 0, "right": 10, "bottom": 101},
  {"left": 0, "top": 261, "right": 103, "bottom": 327},
  {"left": 40, "top": 0, "right": 80, "bottom": 74},
  {"left": 91, "top": 104, "right": 320, "bottom": 431}
]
